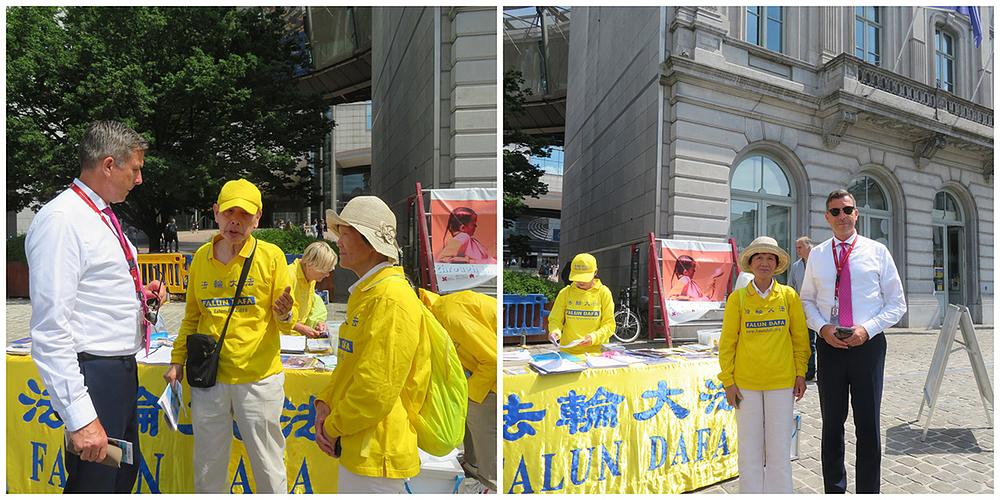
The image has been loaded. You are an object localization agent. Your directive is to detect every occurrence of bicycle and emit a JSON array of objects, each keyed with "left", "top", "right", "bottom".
[{"left": 613, "top": 286, "right": 642, "bottom": 343}]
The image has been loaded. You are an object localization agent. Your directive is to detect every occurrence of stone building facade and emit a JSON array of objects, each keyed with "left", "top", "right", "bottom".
[{"left": 560, "top": 7, "right": 993, "bottom": 326}]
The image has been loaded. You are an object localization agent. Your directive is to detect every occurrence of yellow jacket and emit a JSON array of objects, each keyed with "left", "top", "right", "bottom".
[
  {"left": 548, "top": 280, "right": 616, "bottom": 355},
  {"left": 418, "top": 289, "right": 497, "bottom": 404},
  {"left": 284, "top": 259, "right": 317, "bottom": 333},
  {"left": 718, "top": 281, "right": 810, "bottom": 391},
  {"left": 173, "top": 235, "right": 296, "bottom": 384},
  {"left": 318, "top": 265, "right": 430, "bottom": 479}
]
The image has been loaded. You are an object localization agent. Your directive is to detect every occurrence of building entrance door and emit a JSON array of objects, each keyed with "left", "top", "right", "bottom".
[{"left": 932, "top": 224, "right": 965, "bottom": 324}]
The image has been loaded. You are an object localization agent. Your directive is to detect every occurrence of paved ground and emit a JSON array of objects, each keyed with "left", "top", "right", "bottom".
[
  {"left": 503, "top": 328, "right": 995, "bottom": 494},
  {"left": 691, "top": 328, "right": 995, "bottom": 494}
]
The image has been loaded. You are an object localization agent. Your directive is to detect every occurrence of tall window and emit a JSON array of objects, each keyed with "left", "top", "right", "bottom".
[
  {"left": 935, "top": 29, "right": 955, "bottom": 92},
  {"left": 854, "top": 7, "right": 881, "bottom": 65},
  {"left": 847, "top": 176, "right": 892, "bottom": 247},
  {"left": 365, "top": 101, "right": 373, "bottom": 130},
  {"left": 746, "top": 7, "right": 783, "bottom": 53},
  {"left": 730, "top": 154, "right": 794, "bottom": 280}
]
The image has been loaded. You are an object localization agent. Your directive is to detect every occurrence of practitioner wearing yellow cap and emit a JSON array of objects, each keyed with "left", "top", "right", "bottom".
[{"left": 547, "top": 253, "right": 616, "bottom": 355}]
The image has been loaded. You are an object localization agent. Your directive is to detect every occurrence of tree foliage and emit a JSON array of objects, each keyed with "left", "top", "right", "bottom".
[
  {"left": 502, "top": 70, "right": 550, "bottom": 222},
  {"left": 7, "top": 7, "right": 331, "bottom": 250}
]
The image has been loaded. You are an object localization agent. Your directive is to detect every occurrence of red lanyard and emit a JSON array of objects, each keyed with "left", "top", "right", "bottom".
[
  {"left": 70, "top": 183, "right": 145, "bottom": 303},
  {"left": 831, "top": 236, "right": 858, "bottom": 291}
]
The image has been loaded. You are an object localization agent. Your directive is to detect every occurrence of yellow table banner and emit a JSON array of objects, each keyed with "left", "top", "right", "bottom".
[
  {"left": 502, "top": 358, "right": 738, "bottom": 494},
  {"left": 6, "top": 354, "right": 339, "bottom": 493}
]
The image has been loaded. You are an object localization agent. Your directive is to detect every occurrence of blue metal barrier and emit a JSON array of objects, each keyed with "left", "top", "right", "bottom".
[{"left": 502, "top": 294, "right": 550, "bottom": 339}]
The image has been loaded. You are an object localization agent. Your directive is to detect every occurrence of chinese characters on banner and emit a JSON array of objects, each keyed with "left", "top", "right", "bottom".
[
  {"left": 503, "top": 360, "right": 738, "bottom": 494},
  {"left": 430, "top": 188, "right": 498, "bottom": 292},
  {"left": 660, "top": 240, "right": 734, "bottom": 325},
  {"left": 7, "top": 355, "right": 335, "bottom": 493}
]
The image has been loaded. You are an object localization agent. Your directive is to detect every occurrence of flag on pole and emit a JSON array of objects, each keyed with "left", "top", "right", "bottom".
[{"left": 934, "top": 7, "right": 983, "bottom": 47}]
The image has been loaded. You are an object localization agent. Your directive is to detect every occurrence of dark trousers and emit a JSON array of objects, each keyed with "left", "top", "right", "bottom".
[
  {"left": 816, "top": 334, "right": 886, "bottom": 494},
  {"left": 806, "top": 330, "right": 818, "bottom": 380},
  {"left": 64, "top": 355, "right": 140, "bottom": 493}
]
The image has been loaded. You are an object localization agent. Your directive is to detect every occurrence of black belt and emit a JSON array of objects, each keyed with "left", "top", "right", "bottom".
[{"left": 78, "top": 352, "right": 136, "bottom": 362}]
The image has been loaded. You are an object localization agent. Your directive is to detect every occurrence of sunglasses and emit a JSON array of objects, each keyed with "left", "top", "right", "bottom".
[{"left": 827, "top": 206, "right": 856, "bottom": 217}]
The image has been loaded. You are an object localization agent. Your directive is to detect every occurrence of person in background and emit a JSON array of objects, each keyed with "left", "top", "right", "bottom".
[
  {"left": 313, "top": 196, "right": 430, "bottom": 493},
  {"left": 788, "top": 235, "right": 817, "bottom": 380},
  {"left": 286, "top": 241, "right": 337, "bottom": 338},
  {"left": 164, "top": 217, "right": 179, "bottom": 252},
  {"left": 718, "top": 236, "right": 809, "bottom": 494},
  {"left": 27, "top": 121, "right": 166, "bottom": 492},
  {"left": 418, "top": 288, "right": 497, "bottom": 493},
  {"left": 547, "top": 253, "right": 616, "bottom": 355},
  {"left": 800, "top": 189, "right": 906, "bottom": 494},
  {"left": 164, "top": 179, "right": 295, "bottom": 493}
]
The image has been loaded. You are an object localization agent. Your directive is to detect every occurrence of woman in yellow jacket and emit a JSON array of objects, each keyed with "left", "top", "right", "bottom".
[
  {"left": 418, "top": 288, "right": 496, "bottom": 492},
  {"left": 313, "top": 196, "right": 430, "bottom": 494},
  {"left": 286, "top": 241, "right": 337, "bottom": 337},
  {"left": 547, "top": 253, "right": 616, "bottom": 355},
  {"left": 718, "top": 236, "right": 810, "bottom": 494},
  {"left": 164, "top": 179, "right": 295, "bottom": 493}
]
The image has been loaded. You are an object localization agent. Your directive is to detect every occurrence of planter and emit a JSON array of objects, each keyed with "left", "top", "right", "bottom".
[{"left": 7, "top": 262, "right": 29, "bottom": 298}]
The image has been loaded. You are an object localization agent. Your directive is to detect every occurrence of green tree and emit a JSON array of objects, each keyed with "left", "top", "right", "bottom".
[
  {"left": 6, "top": 7, "right": 331, "bottom": 250},
  {"left": 503, "top": 70, "right": 554, "bottom": 262},
  {"left": 503, "top": 70, "right": 550, "bottom": 221}
]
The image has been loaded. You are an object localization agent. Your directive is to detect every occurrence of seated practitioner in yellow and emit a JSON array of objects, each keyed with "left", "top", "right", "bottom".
[
  {"left": 547, "top": 253, "right": 616, "bottom": 355},
  {"left": 418, "top": 288, "right": 497, "bottom": 492},
  {"left": 286, "top": 241, "right": 337, "bottom": 337}
]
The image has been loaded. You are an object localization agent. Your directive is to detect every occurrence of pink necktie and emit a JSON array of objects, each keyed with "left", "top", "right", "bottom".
[
  {"left": 838, "top": 242, "right": 854, "bottom": 327},
  {"left": 102, "top": 207, "right": 151, "bottom": 354}
]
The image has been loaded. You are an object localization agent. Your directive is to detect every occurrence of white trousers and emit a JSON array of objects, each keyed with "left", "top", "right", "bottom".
[
  {"left": 735, "top": 387, "right": 794, "bottom": 494},
  {"left": 191, "top": 372, "right": 287, "bottom": 493},
  {"left": 337, "top": 463, "right": 406, "bottom": 493}
]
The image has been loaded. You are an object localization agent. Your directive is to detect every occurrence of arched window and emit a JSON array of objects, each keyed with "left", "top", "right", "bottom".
[
  {"left": 729, "top": 154, "right": 795, "bottom": 278},
  {"left": 848, "top": 175, "right": 892, "bottom": 247}
]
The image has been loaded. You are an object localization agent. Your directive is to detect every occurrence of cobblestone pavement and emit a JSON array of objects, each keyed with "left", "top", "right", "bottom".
[{"left": 691, "top": 328, "right": 995, "bottom": 494}]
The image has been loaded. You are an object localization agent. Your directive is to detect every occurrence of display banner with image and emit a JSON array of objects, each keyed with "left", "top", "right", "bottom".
[
  {"left": 659, "top": 240, "right": 734, "bottom": 325},
  {"left": 430, "top": 188, "right": 498, "bottom": 292}
]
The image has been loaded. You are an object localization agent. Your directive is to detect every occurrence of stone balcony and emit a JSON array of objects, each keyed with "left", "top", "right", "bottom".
[{"left": 818, "top": 54, "right": 993, "bottom": 160}]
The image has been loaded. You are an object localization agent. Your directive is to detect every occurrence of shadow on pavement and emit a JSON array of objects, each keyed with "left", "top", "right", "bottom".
[{"left": 885, "top": 422, "right": 990, "bottom": 455}]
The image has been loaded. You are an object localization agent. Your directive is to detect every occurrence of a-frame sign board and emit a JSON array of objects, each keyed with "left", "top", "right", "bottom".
[{"left": 917, "top": 304, "right": 993, "bottom": 441}]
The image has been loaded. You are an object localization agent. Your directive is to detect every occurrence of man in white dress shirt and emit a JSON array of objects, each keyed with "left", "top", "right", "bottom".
[
  {"left": 799, "top": 189, "right": 906, "bottom": 494},
  {"left": 26, "top": 121, "right": 166, "bottom": 493}
]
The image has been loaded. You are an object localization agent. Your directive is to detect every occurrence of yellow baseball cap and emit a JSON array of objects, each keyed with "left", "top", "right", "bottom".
[
  {"left": 217, "top": 179, "right": 262, "bottom": 215},
  {"left": 568, "top": 253, "right": 598, "bottom": 282}
]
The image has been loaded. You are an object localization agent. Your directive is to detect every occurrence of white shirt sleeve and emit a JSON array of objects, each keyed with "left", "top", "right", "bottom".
[
  {"left": 799, "top": 248, "right": 827, "bottom": 333},
  {"left": 860, "top": 245, "right": 907, "bottom": 338},
  {"left": 27, "top": 209, "right": 98, "bottom": 432}
]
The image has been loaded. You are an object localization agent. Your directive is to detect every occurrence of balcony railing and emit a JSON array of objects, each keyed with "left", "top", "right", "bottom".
[{"left": 851, "top": 57, "right": 993, "bottom": 128}]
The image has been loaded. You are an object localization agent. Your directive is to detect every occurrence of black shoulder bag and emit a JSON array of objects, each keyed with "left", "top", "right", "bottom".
[{"left": 186, "top": 239, "right": 257, "bottom": 388}]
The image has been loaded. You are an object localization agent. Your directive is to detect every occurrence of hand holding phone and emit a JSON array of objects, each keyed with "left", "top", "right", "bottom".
[{"left": 834, "top": 326, "right": 854, "bottom": 340}]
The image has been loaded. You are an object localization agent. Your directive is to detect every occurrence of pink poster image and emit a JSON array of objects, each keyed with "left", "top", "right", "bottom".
[
  {"left": 430, "top": 188, "right": 498, "bottom": 292},
  {"left": 659, "top": 240, "right": 735, "bottom": 324}
]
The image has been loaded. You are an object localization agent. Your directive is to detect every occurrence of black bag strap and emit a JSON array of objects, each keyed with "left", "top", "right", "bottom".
[{"left": 213, "top": 238, "right": 257, "bottom": 356}]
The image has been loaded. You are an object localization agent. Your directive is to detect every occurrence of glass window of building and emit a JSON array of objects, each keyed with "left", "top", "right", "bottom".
[
  {"left": 935, "top": 29, "right": 955, "bottom": 92},
  {"left": 848, "top": 175, "right": 891, "bottom": 247},
  {"left": 365, "top": 101, "right": 372, "bottom": 130},
  {"left": 854, "top": 7, "right": 881, "bottom": 65},
  {"left": 730, "top": 154, "right": 794, "bottom": 280},
  {"left": 337, "top": 166, "right": 371, "bottom": 210},
  {"left": 746, "top": 7, "right": 783, "bottom": 53}
]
